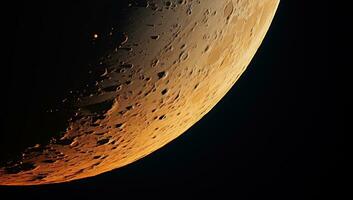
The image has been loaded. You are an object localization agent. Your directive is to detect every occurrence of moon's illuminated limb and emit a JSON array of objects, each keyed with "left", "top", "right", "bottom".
[{"left": 0, "top": 0, "right": 279, "bottom": 185}]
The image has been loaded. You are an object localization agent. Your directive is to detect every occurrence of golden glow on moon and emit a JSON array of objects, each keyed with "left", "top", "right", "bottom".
[{"left": 0, "top": 0, "right": 279, "bottom": 185}]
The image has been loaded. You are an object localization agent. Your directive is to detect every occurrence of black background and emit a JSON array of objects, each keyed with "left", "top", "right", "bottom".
[{"left": 0, "top": 0, "right": 342, "bottom": 199}]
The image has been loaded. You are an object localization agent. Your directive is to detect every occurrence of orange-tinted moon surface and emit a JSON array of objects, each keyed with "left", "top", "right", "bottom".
[{"left": 0, "top": 0, "right": 279, "bottom": 185}]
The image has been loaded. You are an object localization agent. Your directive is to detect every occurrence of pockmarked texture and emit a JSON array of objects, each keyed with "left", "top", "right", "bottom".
[{"left": 0, "top": 0, "right": 279, "bottom": 185}]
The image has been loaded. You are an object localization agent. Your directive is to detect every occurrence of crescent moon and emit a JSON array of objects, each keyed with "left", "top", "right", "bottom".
[{"left": 0, "top": 0, "right": 279, "bottom": 185}]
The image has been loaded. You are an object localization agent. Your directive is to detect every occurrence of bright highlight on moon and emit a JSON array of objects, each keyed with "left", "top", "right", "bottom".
[{"left": 0, "top": 0, "right": 279, "bottom": 185}]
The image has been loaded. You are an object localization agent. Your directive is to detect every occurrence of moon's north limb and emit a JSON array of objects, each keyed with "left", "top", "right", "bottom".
[{"left": 0, "top": 0, "right": 279, "bottom": 185}]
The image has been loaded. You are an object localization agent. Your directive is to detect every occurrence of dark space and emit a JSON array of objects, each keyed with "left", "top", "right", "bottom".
[{"left": 0, "top": 0, "right": 342, "bottom": 199}]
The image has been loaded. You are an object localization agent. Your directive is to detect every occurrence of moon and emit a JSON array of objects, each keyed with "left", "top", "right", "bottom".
[{"left": 0, "top": 0, "right": 279, "bottom": 185}]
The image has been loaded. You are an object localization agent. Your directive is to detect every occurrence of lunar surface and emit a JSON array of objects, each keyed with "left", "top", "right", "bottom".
[{"left": 0, "top": 0, "right": 279, "bottom": 185}]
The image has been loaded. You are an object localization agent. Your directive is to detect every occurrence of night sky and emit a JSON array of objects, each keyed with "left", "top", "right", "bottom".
[{"left": 0, "top": 0, "right": 341, "bottom": 199}]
